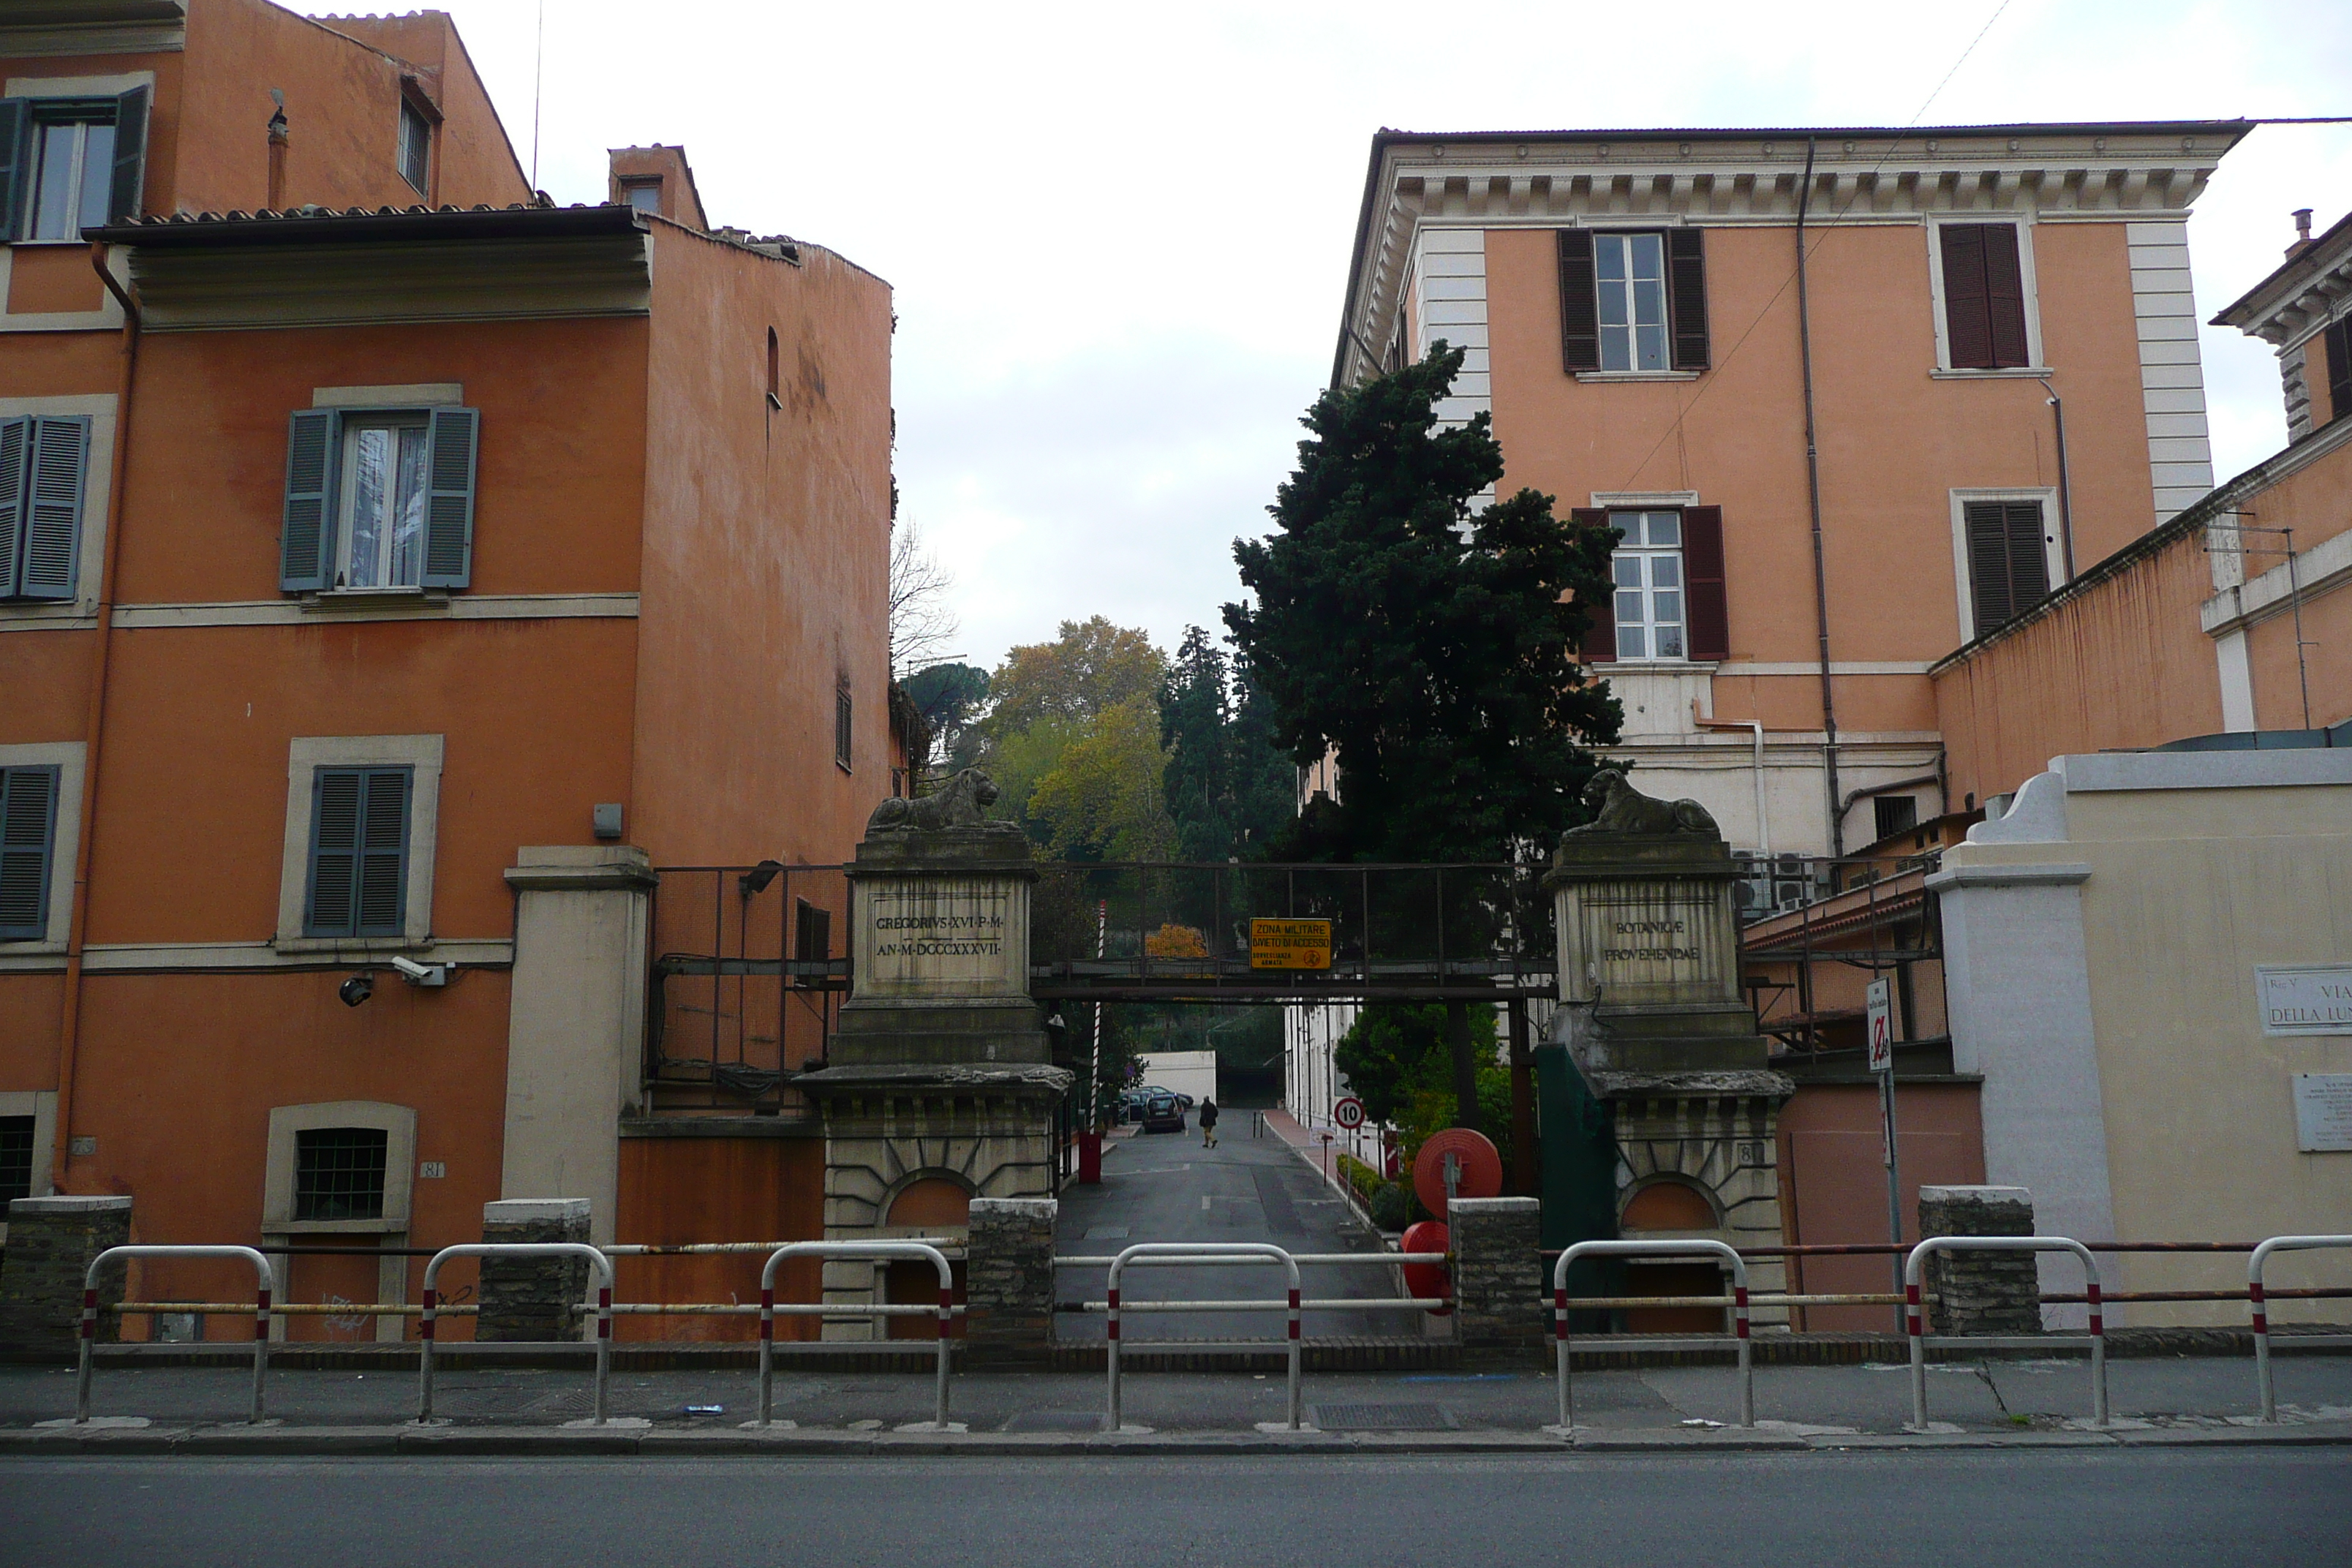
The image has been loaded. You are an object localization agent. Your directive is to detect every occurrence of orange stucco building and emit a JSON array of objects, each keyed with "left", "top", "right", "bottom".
[
  {"left": 1, "top": 1, "right": 891, "bottom": 1338},
  {"left": 1333, "top": 122, "right": 2248, "bottom": 862}
]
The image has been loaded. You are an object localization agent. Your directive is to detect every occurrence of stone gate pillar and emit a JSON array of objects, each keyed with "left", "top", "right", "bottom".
[
  {"left": 798, "top": 787, "right": 1071, "bottom": 1340},
  {"left": 1545, "top": 783, "right": 1795, "bottom": 1325}
]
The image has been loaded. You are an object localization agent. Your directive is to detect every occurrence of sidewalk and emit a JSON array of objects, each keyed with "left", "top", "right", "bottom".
[{"left": 6, "top": 1351, "right": 2347, "bottom": 1455}]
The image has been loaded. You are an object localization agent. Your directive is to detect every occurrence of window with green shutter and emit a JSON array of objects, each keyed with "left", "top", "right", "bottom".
[
  {"left": 0, "top": 415, "right": 91, "bottom": 602},
  {"left": 0, "top": 86, "right": 148, "bottom": 238},
  {"left": 0, "top": 764, "right": 61, "bottom": 942},
  {"left": 281, "top": 405, "right": 478, "bottom": 594},
  {"left": 304, "top": 766, "right": 412, "bottom": 938}
]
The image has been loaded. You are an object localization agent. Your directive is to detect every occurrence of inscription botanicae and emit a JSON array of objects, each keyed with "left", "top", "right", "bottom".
[{"left": 1599, "top": 916, "right": 1702, "bottom": 962}]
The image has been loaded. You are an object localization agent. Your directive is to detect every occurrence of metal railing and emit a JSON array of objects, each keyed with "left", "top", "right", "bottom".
[
  {"left": 1553, "top": 1240, "right": 1752, "bottom": 1429},
  {"left": 78, "top": 1246, "right": 274, "bottom": 1425},
  {"left": 757, "top": 1242, "right": 958, "bottom": 1430},
  {"left": 1105, "top": 1244, "right": 1303, "bottom": 1431},
  {"left": 2250, "top": 1235, "right": 2352, "bottom": 1422},
  {"left": 1907, "top": 1237, "right": 2106, "bottom": 1429},
  {"left": 418, "top": 1244, "right": 614, "bottom": 1425}
]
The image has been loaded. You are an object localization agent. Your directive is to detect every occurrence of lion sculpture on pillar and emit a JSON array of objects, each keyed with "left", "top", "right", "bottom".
[
  {"left": 1563, "top": 769, "right": 1720, "bottom": 838},
  {"left": 864, "top": 767, "right": 1014, "bottom": 835}
]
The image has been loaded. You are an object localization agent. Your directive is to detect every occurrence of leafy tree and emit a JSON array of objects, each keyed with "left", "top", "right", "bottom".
[
  {"left": 1226, "top": 344, "right": 1621, "bottom": 1122},
  {"left": 981, "top": 617, "right": 1167, "bottom": 742},
  {"left": 1224, "top": 342, "right": 1621, "bottom": 866},
  {"left": 1158, "top": 627, "right": 1301, "bottom": 862},
  {"left": 1335, "top": 1003, "right": 1509, "bottom": 1170},
  {"left": 901, "top": 661, "right": 990, "bottom": 774},
  {"left": 1025, "top": 696, "right": 1180, "bottom": 862}
]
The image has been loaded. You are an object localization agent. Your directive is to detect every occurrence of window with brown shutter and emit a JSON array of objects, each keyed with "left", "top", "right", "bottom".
[
  {"left": 1940, "top": 224, "right": 2032, "bottom": 370},
  {"left": 1962, "top": 500, "right": 2051, "bottom": 638},
  {"left": 2323, "top": 317, "right": 2351, "bottom": 429},
  {"left": 1681, "top": 505, "right": 1730, "bottom": 660},
  {"left": 1669, "top": 230, "right": 1711, "bottom": 371},
  {"left": 1558, "top": 232, "right": 1600, "bottom": 372},
  {"left": 1570, "top": 507, "right": 1615, "bottom": 659}
]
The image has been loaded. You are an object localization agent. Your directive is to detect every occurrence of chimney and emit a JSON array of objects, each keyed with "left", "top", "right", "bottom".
[
  {"left": 266, "top": 89, "right": 288, "bottom": 211},
  {"left": 2288, "top": 208, "right": 2314, "bottom": 260}
]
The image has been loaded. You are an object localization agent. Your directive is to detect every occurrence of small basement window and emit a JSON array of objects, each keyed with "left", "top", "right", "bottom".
[
  {"left": 293, "top": 1126, "right": 389, "bottom": 1221},
  {"left": 0, "top": 1115, "right": 35, "bottom": 1206}
]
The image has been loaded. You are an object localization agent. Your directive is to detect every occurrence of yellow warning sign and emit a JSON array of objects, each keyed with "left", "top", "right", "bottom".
[{"left": 1250, "top": 919, "right": 1332, "bottom": 970}]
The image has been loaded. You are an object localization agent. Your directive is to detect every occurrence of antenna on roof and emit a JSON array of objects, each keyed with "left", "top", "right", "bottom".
[{"left": 529, "top": 0, "right": 545, "bottom": 190}]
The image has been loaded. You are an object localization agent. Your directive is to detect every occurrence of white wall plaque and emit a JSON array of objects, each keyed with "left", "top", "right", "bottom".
[
  {"left": 2257, "top": 965, "right": 2352, "bottom": 1037},
  {"left": 2292, "top": 1074, "right": 2352, "bottom": 1153}
]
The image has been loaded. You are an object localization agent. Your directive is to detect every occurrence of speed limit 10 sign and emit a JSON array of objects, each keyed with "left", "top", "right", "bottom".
[{"left": 1333, "top": 1097, "right": 1365, "bottom": 1129}]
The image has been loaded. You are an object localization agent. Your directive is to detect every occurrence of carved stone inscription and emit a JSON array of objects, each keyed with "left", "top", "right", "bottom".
[
  {"left": 1561, "top": 878, "right": 1737, "bottom": 1005},
  {"left": 859, "top": 879, "right": 1021, "bottom": 998}
]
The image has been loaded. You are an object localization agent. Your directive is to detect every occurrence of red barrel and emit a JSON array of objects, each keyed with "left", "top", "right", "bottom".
[{"left": 1401, "top": 1220, "right": 1452, "bottom": 1316}]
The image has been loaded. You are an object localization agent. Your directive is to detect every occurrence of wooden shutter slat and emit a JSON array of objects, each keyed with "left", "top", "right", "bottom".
[
  {"left": 0, "top": 100, "right": 28, "bottom": 242},
  {"left": 2004, "top": 500, "right": 2049, "bottom": 609},
  {"left": 1983, "top": 224, "right": 2030, "bottom": 368},
  {"left": 1668, "top": 228, "right": 1711, "bottom": 371},
  {"left": 2324, "top": 317, "right": 2352, "bottom": 428},
  {"left": 1964, "top": 502, "right": 2011, "bottom": 636},
  {"left": 1681, "top": 505, "right": 1730, "bottom": 660},
  {"left": 0, "top": 765, "right": 59, "bottom": 939},
  {"left": 306, "top": 769, "right": 362, "bottom": 934},
  {"left": 421, "top": 407, "right": 478, "bottom": 588},
  {"left": 18, "top": 416, "right": 88, "bottom": 601},
  {"left": 1571, "top": 507, "right": 1616, "bottom": 660},
  {"left": 1940, "top": 225, "right": 1994, "bottom": 370},
  {"left": 1557, "top": 230, "right": 1600, "bottom": 373},
  {"left": 0, "top": 417, "right": 25, "bottom": 599},
  {"left": 108, "top": 84, "right": 149, "bottom": 224},
  {"left": 281, "top": 409, "right": 338, "bottom": 592},
  {"left": 355, "top": 769, "right": 410, "bottom": 934}
]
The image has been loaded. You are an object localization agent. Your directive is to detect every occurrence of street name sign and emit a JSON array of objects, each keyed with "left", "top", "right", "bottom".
[{"left": 1251, "top": 919, "right": 1332, "bottom": 970}]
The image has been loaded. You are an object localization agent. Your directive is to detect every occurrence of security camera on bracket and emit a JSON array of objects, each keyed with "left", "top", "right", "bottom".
[{"left": 389, "top": 956, "right": 451, "bottom": 987}]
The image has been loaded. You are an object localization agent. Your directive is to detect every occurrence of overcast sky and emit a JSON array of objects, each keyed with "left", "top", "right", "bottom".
[{"left": 313, "top": 0, "right": 2350, "bottom": 671}]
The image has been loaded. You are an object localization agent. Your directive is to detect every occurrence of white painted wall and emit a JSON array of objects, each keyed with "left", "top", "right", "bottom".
[{"left": 1139, "top": 1050, "right": 1218, "bottom": 1107}]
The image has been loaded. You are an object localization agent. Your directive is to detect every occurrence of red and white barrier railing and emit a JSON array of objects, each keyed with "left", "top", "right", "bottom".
[
  {"left": 1552, "top": 1240, "right": 1752, "bottom": 1431},
  {"left": 418, "top": 1243, "right": 614, "bottom": 1426},
  {"left": 755, "top": 1241, "right": 958, "bottom": 1431},
  {"left": 1106, "top": 1243, "right": 1305, "bottom": 1431},
  {"left": 78, "top": 1245, "right": 274, "bottom": 1425},
  {"left": 1906, "top": 1236, "right": 2106, "bottom": 1429},
  {"left": 2250, "top": 1234, "right": 2352, "bottom": 1422}
]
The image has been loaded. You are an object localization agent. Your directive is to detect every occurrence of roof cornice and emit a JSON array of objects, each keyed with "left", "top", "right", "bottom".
[
  {"left": 1334, "top": 120, "right": 2253, "bottom": 387},
  {"left": 2209, "top": 208, "right": 2352, "bottom": 349}
]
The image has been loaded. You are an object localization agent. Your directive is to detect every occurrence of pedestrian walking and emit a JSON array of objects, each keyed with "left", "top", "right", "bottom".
[{"left": 1200, "top": 1097, "right": 1219, "bottom": 1148}]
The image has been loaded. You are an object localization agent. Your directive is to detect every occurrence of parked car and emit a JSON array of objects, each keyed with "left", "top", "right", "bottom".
[
  {"left": 1140, "top": 1093, "right": 1186, "bottom": 1134},
  {"left": 1137, "top": 1085, "right": 1196, "bottom": 1109}
]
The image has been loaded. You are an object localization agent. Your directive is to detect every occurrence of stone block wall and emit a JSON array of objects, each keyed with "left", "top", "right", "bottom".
[
  {"left": 965, "top": 1196, "right": 1056, "bottom": 1362},
  {"left": 476, "top": 1199, "right": 592, "bottom": 1342},
  {"left": 0, "top": 1196, "right": 133, "bottom": 1356},
  {"left": 1450, "top": 1196, "right": 1543, "bottom": 1351},
  {"left": 1918, "top": 1184, "right": 2041, "bottom": 1335}
]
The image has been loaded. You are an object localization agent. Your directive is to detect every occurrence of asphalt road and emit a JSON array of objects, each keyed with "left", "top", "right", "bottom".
[
  {"left": 1, "top": 1450, "right": 2344, "bottom": 1566},
  {"left": 1053, "top": 1120, "right": 1420, "bottom": 1342}
]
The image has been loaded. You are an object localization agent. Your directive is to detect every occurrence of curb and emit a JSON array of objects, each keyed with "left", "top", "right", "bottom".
[{"left": 1, "top": 1420, "right": 2345, "bottom": 1458}]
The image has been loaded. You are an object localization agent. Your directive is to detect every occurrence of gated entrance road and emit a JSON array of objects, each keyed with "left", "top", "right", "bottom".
[{"left": 1052, "top": 1125, "right": 1421, "bottom": 1344}]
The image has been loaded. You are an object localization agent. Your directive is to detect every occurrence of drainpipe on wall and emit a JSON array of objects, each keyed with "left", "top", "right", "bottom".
[
  {"left": 1691, "top": 701, "right": 1772, "bottom": 856},
  {"left": 50, "top": 244, "right": 141, "bottom": 1193},
  {"left": 2035, "top": 374, "right": 2077, "bottom": 582},
  {"left": 1795, "top": 137, "right": 1846, "bottom": 856}
]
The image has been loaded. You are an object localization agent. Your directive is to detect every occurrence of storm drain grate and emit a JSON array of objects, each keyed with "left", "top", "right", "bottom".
[
  {"left": 1003, "top": 1410, "right": 1108, "bottom": 1433},
  {"left": 524, "top": 1390, "right": 598, "bottom": 1419},
  {"left": 1310, "top": 1403, "right": 1455, "bottom": 1431}
]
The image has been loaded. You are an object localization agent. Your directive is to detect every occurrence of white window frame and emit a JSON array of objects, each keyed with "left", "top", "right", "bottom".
[
  {"left": 2, "top": 72, "right": 153, "bottom": 248},
  {"left": 261, "top": 1101, "right": 416, "bottom": 1343},
  {"left": 1925, "top": 214, "right": 2048, "bottom": 377},
  {"left": 1948, "top": 487, "right": 2062, "bottom": 644},
  {"left": 22, "top": 115, "right": 115, "bottom": 243},
  {"left": 331, "top": 410, "right": 432, "bottom": 590},
  {"left": 1609, "top": 508, "right": 1689, "bottom": 663},
  {"left": 1592, "top": 230, "right": 1672, "bottom": 374},
  {"left": 0, "top": 741, "right": 83, "bottom": 959},
  {"left": 275, "top": 734, "right": 442, "bottom": 951},
  {"left": 0, "top": 393, "right": 115, "bottom": 624}
]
